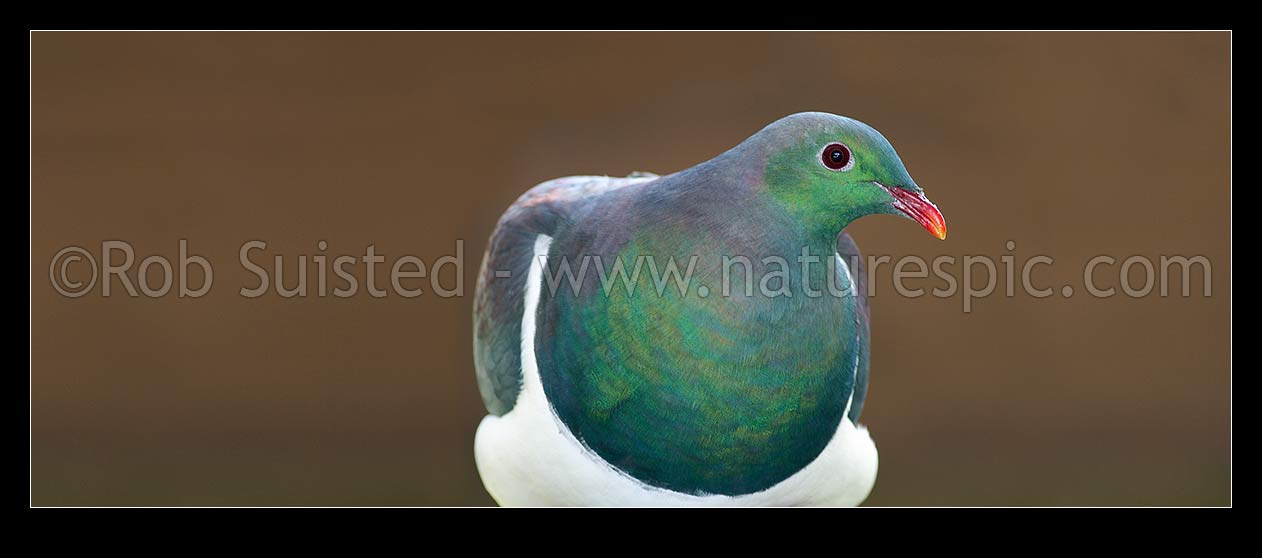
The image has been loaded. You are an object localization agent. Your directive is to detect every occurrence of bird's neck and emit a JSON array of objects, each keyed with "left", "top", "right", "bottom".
[{"left": 657, "top": 158, "right": 846, "bottom": 251}]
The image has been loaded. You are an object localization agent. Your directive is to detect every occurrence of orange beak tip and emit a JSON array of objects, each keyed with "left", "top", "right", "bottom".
[{"left": 883, "top": 183, "right": 947, "bottom": 242}]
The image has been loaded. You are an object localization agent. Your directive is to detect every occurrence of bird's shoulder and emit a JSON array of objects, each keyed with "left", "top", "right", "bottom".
[
  {"left": 473, "top": 172, "right": 660, "bottom": 416},
  {"left": 507, "top": 172, "right": 659, "bottom": 216}
]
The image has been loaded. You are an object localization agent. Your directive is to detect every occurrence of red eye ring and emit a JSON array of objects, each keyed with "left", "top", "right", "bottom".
[{"left": 820, "top": 142, "right": 852, "bottom": 171}]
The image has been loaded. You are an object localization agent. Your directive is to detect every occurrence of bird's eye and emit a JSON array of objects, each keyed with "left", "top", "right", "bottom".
[{"left": 820, "top": 142, "right": 853, "bottom": 171}]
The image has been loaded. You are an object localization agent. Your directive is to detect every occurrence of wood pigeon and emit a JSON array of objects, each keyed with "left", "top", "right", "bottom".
[{"left": 472, "top": 112, "right": 945, "bottom": 506}]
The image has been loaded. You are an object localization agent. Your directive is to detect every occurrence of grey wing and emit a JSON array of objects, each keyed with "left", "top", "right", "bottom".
[
  {"left": 836, "top": 231, "right": 871, "bottom": 423},
  {"left": 472, "top": 173, "right": 659, "bottom": 415}
]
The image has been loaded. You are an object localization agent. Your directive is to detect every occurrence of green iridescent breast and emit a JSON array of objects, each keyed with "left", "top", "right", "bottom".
[{"left": 535, "top": 223, "right": 862, "bottom": 496}]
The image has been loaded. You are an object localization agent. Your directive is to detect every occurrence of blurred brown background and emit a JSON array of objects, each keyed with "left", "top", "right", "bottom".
[{"left": 31, "top": 32, "right": 1230, "bottom": 506}]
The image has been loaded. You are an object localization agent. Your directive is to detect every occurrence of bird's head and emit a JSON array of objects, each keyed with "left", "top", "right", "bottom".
[{"left": 754, "top": 112, "right": 946, "bottom": 241}]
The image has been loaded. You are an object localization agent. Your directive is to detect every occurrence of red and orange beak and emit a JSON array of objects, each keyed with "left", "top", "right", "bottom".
[{"left": 883, "top": 183, "right": 947, "bottom": 240}]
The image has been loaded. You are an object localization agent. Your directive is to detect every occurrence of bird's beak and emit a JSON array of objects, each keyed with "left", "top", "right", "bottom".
[{"left": 881, "top": 182, "right": 947, "bottom": 240}]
